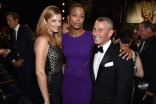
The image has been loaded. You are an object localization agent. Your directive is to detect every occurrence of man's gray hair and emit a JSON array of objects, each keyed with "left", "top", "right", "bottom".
[
  {"left": 96, "top": 17, "right": 113, "bottom": 30},
  {"left": 140, "top": 20, "right": 155, "bottom": 33}
]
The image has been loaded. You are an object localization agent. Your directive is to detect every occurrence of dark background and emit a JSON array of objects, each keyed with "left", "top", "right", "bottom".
[
  {"left": 0, "top": 0, "right": 61, "bottom": 31},
  {"left": 0, "top": 0, "right": 147, "bottom": 32}
]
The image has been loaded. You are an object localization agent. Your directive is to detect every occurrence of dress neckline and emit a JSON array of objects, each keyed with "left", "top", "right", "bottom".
[{"left": 68, "top": 31, "right": 86, "bottom": 38}]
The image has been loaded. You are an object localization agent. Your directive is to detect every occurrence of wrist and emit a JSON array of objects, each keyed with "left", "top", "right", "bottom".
[
  {"left": 12, "top": 60, "right": 16, "bottom": 63},
  {"left": 44, "top": 100, "right": 50, "bottom": 103},
  {"left": 21, "top": 59, "right": 24, "bottom": 62}
]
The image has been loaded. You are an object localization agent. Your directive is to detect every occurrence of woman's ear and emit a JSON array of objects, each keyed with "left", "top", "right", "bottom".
[
  {"left": 67, "top": 16, "right": 69, "bottom": 21},
  {"left": 43, "top": 18, "right": 47, "bottom": 25}
]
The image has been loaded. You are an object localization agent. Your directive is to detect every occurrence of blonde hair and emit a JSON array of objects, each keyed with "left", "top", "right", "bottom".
[{"left": 36, "top": 5, "right": 62, "bottom": 48}]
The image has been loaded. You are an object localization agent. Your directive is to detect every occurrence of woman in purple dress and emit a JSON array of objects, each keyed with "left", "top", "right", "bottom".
[
  {"left": 61, "top": 2, "right": 93, "bottom": 104},
  {"left": 61, "top": 2, "right": 132, "bottom": 104}
]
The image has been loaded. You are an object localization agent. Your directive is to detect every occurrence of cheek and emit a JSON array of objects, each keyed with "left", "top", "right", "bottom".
[
  {"left": 48, "top": 22, "right": 54, "bottom": 27},
  {"left": 80, "top": 18, "right": 84, "bottom": 23},
  {"left": 92, "top": 31, "right": 95, "bottom": 36}
]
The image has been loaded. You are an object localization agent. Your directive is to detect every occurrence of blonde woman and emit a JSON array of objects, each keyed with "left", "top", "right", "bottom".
[{"left": 34, "top": 6, "right": 63, "bottom": 104}]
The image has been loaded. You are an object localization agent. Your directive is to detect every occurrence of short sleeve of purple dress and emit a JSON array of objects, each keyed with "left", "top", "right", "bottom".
[{"left": 61, "top": 31, "right": 94, "bottom": 104}]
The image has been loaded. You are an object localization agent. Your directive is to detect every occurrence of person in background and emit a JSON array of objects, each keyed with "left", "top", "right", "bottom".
[
  {"left": 62, "top": 20, "right": 69, "bottom": 34},
  {"left": 111, "top": 30, "right": 118, "bottom": 42},
  {"left": 118, "top": 27, "right": 144, "bottom": 78},
  {"left": 34, "top": 5, "right": 63, "bottom": 104},
  {"left": 6, "top": 12, "right": 36, "bottom": 103},
  {"left": 133, "top": 20, "right": 156, "bottom": 104},
  {"left": 134, "top": 31, "right": 142, "bottom": 48}
]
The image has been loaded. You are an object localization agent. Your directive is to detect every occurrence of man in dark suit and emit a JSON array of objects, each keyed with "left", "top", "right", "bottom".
[
  {"left": 6, "top": 12, "right": 36, "bottom": 103},
  {"left": 90, "top": 17, "right": 134, "bottom": 104},
  {"left": 133, "top": 20, "right": 156, "bottom": 104}
]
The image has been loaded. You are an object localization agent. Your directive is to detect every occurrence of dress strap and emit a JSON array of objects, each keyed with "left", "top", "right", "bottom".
[
  {"left": 133, "top": 52, "right": 137, "bottom": 66},
  {"left": 133, "top": 52, "right": 137, "bottom": 76}
]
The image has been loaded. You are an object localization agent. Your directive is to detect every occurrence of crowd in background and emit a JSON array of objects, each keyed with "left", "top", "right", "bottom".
[{"left": 0, "top": 2, "right": 156, "bottom": 104}]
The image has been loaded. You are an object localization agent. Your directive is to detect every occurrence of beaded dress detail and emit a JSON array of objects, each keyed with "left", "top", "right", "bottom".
[{"left": 45, "top": 43, "right": 63, "bottom": 75}]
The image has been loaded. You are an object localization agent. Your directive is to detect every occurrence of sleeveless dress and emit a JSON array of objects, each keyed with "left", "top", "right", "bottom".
[
  {"left": 61, "top": 31, "right": 94, "bottom": 104},
  {"left": 35, "top": 41, "right": 63, "bottom": 104}
]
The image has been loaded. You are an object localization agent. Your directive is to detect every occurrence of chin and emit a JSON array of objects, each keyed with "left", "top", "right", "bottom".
[
  {"left": 54, "top": 30, "right": 59, "bottom": 33},
  {"left": 73, "top": 26, "right": 81, "bottom": 30},
  {"left": 94, "top": 41, "right": 99, "bottom": 45}
]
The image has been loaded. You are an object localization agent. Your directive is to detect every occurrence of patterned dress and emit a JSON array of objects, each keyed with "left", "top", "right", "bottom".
[{"left": 35, "top": 41, "right": 63, "bottom": 104}]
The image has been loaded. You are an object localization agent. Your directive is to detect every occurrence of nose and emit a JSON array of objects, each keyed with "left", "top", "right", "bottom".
[
  {"left": 57, "top": 21, "right": 61, "bottom": 27},
  {"left": 77, "top": 16, "right": 80, "bottom": 21},
  {"left": 138, "top": 30, "right": 141, "bottom": 35}
]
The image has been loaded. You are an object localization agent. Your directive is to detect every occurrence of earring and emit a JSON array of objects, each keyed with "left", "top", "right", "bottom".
[
  {"left": 68, "top": 21, "right": 70, "bottom": 27},
  {"left": 68, "top": 21, "right": 70, "bottom": 29}
]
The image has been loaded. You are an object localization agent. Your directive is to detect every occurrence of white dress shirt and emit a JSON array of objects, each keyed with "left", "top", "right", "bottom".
[
  {"left": 137, "top": 41, "right": 141, "bottom": 48},
  {"left": 93, "top": 40, "right": 111, "bottom": 79},
  {"left": 12, "top": 24, "right": 20, "bottom": 62}
]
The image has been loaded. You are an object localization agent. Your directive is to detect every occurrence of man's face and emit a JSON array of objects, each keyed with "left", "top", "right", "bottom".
[
  {"left": 92, "top": 21, "right": 113, "bottom": 47},
  {"left": 6, "top": 15, "right": 18, "bottom": 29},
  {"left": 138, "top": 24, "right": 148, "bottom": 40}
]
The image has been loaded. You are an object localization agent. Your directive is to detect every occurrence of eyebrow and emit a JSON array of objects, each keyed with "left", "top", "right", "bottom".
[
  {"left": 72, "top": 12, "right": 84, "bottom": 15},
  {"left": 98, "top": 28, "right": 103, "bottom": 30}
]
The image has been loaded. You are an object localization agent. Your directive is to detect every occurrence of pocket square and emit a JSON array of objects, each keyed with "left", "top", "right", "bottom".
[{"left": 104, "top": 62, "right": 114, "bottom": 67}]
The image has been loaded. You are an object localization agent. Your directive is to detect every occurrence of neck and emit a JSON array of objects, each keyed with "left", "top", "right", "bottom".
[
  {"left": 148, "top": 33, "right": 154, "bottom": 38},
  {"left": 99, "top": 39, "right": 111, "bottom": 47},
  {"left": 69, "top": 27, "right": 84, "bottom": 37},
  {"left": 13, "top": 24, "right": 19, "bottom": 29}
]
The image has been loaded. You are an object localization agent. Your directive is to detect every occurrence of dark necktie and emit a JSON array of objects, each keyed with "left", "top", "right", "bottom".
[
  {"left": 139, "top": 41, "right": 146, "bottom": 54},
  {"left": 12, "top": 30, "right": 16, "bottom": 46},
  {"left": 94, "top": 46, "right": 103, "bottom": 53}
]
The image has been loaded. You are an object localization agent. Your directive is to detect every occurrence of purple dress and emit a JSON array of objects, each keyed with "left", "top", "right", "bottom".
[{"left": 61, "top": 31, "right": 94, "bottom": 104}]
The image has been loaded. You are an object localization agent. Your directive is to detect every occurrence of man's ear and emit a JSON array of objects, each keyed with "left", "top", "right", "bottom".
[
  {"left": 43, "top": 18, "right": 47, "bottom": 25},
  {"left": 147, "top": 27, "right": 152, "bottom": 32},
  {"left": 108, "top": 29, "right": 114, "bottom": 38},
  {"left": 15, "top": 19, "right": 18, "bottom": 23}
]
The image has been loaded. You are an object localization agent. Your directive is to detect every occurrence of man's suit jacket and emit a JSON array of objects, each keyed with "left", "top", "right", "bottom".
[
  {"left": 139, "top": 35, "right": 156, "bottom": 94},
  {"left": 90, "top": 42, "right": 134, "bottom": 104},
  {"left": 10, "top": 26, "right": 35, "bottom": 72}
]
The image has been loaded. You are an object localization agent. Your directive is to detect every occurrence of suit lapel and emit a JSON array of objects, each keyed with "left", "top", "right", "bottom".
[
  {"left": 90, "top": 47, "right": 96, "bottom": 82},
  {"left": 141, "top": 42, "right": 149, "bottom": 53},
  {"left": 140, "top": 36, "right": 155, "bottom": 54},
  {"left": 96, "top": 42, "right": 114, "bottom": 81}
]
